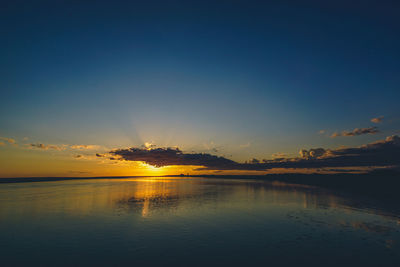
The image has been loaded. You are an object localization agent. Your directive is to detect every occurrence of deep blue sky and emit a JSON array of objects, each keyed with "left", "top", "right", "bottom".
[{"left": 1, "top": 0, "right": 400, "bottom": 161}]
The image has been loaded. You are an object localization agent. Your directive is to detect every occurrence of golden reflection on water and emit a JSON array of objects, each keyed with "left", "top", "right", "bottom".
[
  {"left": 122, "top": 178, "right": 187, "bottom": 217},
  {"left": 1, "top": 177, "right": 399, "bottom": 223}
]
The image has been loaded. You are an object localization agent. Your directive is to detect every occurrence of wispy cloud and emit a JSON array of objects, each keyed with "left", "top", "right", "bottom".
[
  {"left": 271, "top": 152, "right": 288, "bottom": 159},
  {"left": 73, "top": 154, "right": 103, "bottom": 161},
  {"left": 371, "top": 116, "right": 384, "bottom": 123},
  {"left": 202, "top": 141, "right": 220, "bottom": 153},
  {"left": 331, "top": 127, "right": 379, "bottom": 138},
  {"left": 29, "top": 143, "right": 104, "bottom": 151},
  {"left": 30, "top": 143, "right": 67, "bottom": 150},
  {"left": 0, "top": 137, "right": 16, "bottom": 144},
  {"left": 70, "top": 145, "right": 101, "bottom": 150}
]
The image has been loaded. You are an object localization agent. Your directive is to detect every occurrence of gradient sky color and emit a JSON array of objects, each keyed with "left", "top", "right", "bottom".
[{"left": 1, "top": 1, "right": 400, "bottom": 177}]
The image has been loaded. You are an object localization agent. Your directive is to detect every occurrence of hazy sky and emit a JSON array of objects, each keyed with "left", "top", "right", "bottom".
[{"left": 1, "top": 1, "right": 400, "bottom": 177}]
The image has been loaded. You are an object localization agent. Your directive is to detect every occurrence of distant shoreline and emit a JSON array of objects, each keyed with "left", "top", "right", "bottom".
[
  {"left": 0, "top": 174, "right": 270, "bottom": 183},
  {"left": 0, "top": 175, "right": 159, "bottom": 183}
]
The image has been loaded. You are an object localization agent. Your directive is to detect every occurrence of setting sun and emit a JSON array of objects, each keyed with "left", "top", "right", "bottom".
[{"left": 140, "top": 162, "right": 167, "bottom": 175}]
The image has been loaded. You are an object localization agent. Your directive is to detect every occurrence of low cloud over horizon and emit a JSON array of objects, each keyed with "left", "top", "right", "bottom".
[{"left": 109, "top": 135, "right": 400, "bottom": 172}]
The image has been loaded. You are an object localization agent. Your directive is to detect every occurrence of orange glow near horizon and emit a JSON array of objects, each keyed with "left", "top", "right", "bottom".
[{"left": 138, "top": 162, "right": 168, "bottom": 176}]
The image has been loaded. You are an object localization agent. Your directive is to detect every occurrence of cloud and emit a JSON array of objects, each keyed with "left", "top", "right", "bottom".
[
  {"left": 318, "top": 130, "right": 326, "bottom": 135},
  {"left": 0, "top": 137, "right": 16, "bottom": 144},
  {"left": 0, "top": 141, "right": 5, "bottom": 146},
  {"left": 331, "top": 127, "right": 379, "bottom": 138},
  {"left": 299, "top": 148, "right": 326, "bottom": 159},
  {"left": 108, "top": 135, "right": 400, "bottom": 171},
  {"left": 258, "top": 135, "right": 400, "bottom": 170},
  {"left": 249, "top": 158, "right": 260, "bottom": 164},
  {"left": 143, "top": 142, "right": 156, "bottom": 150},
  {"left": 70, "top": 145, "right": 100, "bottom": 150},
  {"left": 73, "top": 154, "right": 99, "bottom": 160},
  {"left": 271, "top": 152, "right": 287, "bottom": 159},
  {"left": 371, "top": 116, "right": 384, "bottom": 123},
  {"left": 30, "top": 143, "right": 66, "bottom": 150},
  {"left": 28, "top": 143, "right": 104, "bottom": 151},
  {"left": 202, "top": 141, "right": 220, "bottom": 153},
  {"left": 111, "top": 147, "right": 238, "bottom": 169}
]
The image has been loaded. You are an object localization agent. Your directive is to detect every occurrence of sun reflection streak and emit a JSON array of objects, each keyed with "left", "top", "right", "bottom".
[{"left": 126, "top": 178, "right": 183, "bottom": 217}]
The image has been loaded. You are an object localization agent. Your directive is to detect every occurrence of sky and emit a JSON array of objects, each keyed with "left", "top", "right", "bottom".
[{"left": 1, "top": 0, "right": 400, "bottom": 177}]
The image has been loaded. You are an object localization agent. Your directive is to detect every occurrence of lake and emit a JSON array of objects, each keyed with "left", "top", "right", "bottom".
[{"left": 1, "top": 177, "right": 399, "bottom": 266}]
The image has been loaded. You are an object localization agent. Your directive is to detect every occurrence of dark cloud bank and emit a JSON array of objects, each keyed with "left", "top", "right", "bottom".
[{"left": 109, "top": 135, "right": 400, "bottom": 172}]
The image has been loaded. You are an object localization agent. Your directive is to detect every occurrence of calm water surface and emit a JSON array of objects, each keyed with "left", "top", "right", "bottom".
[{"left": 1, "top": 177, "right": 399, "bottom": 266}]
